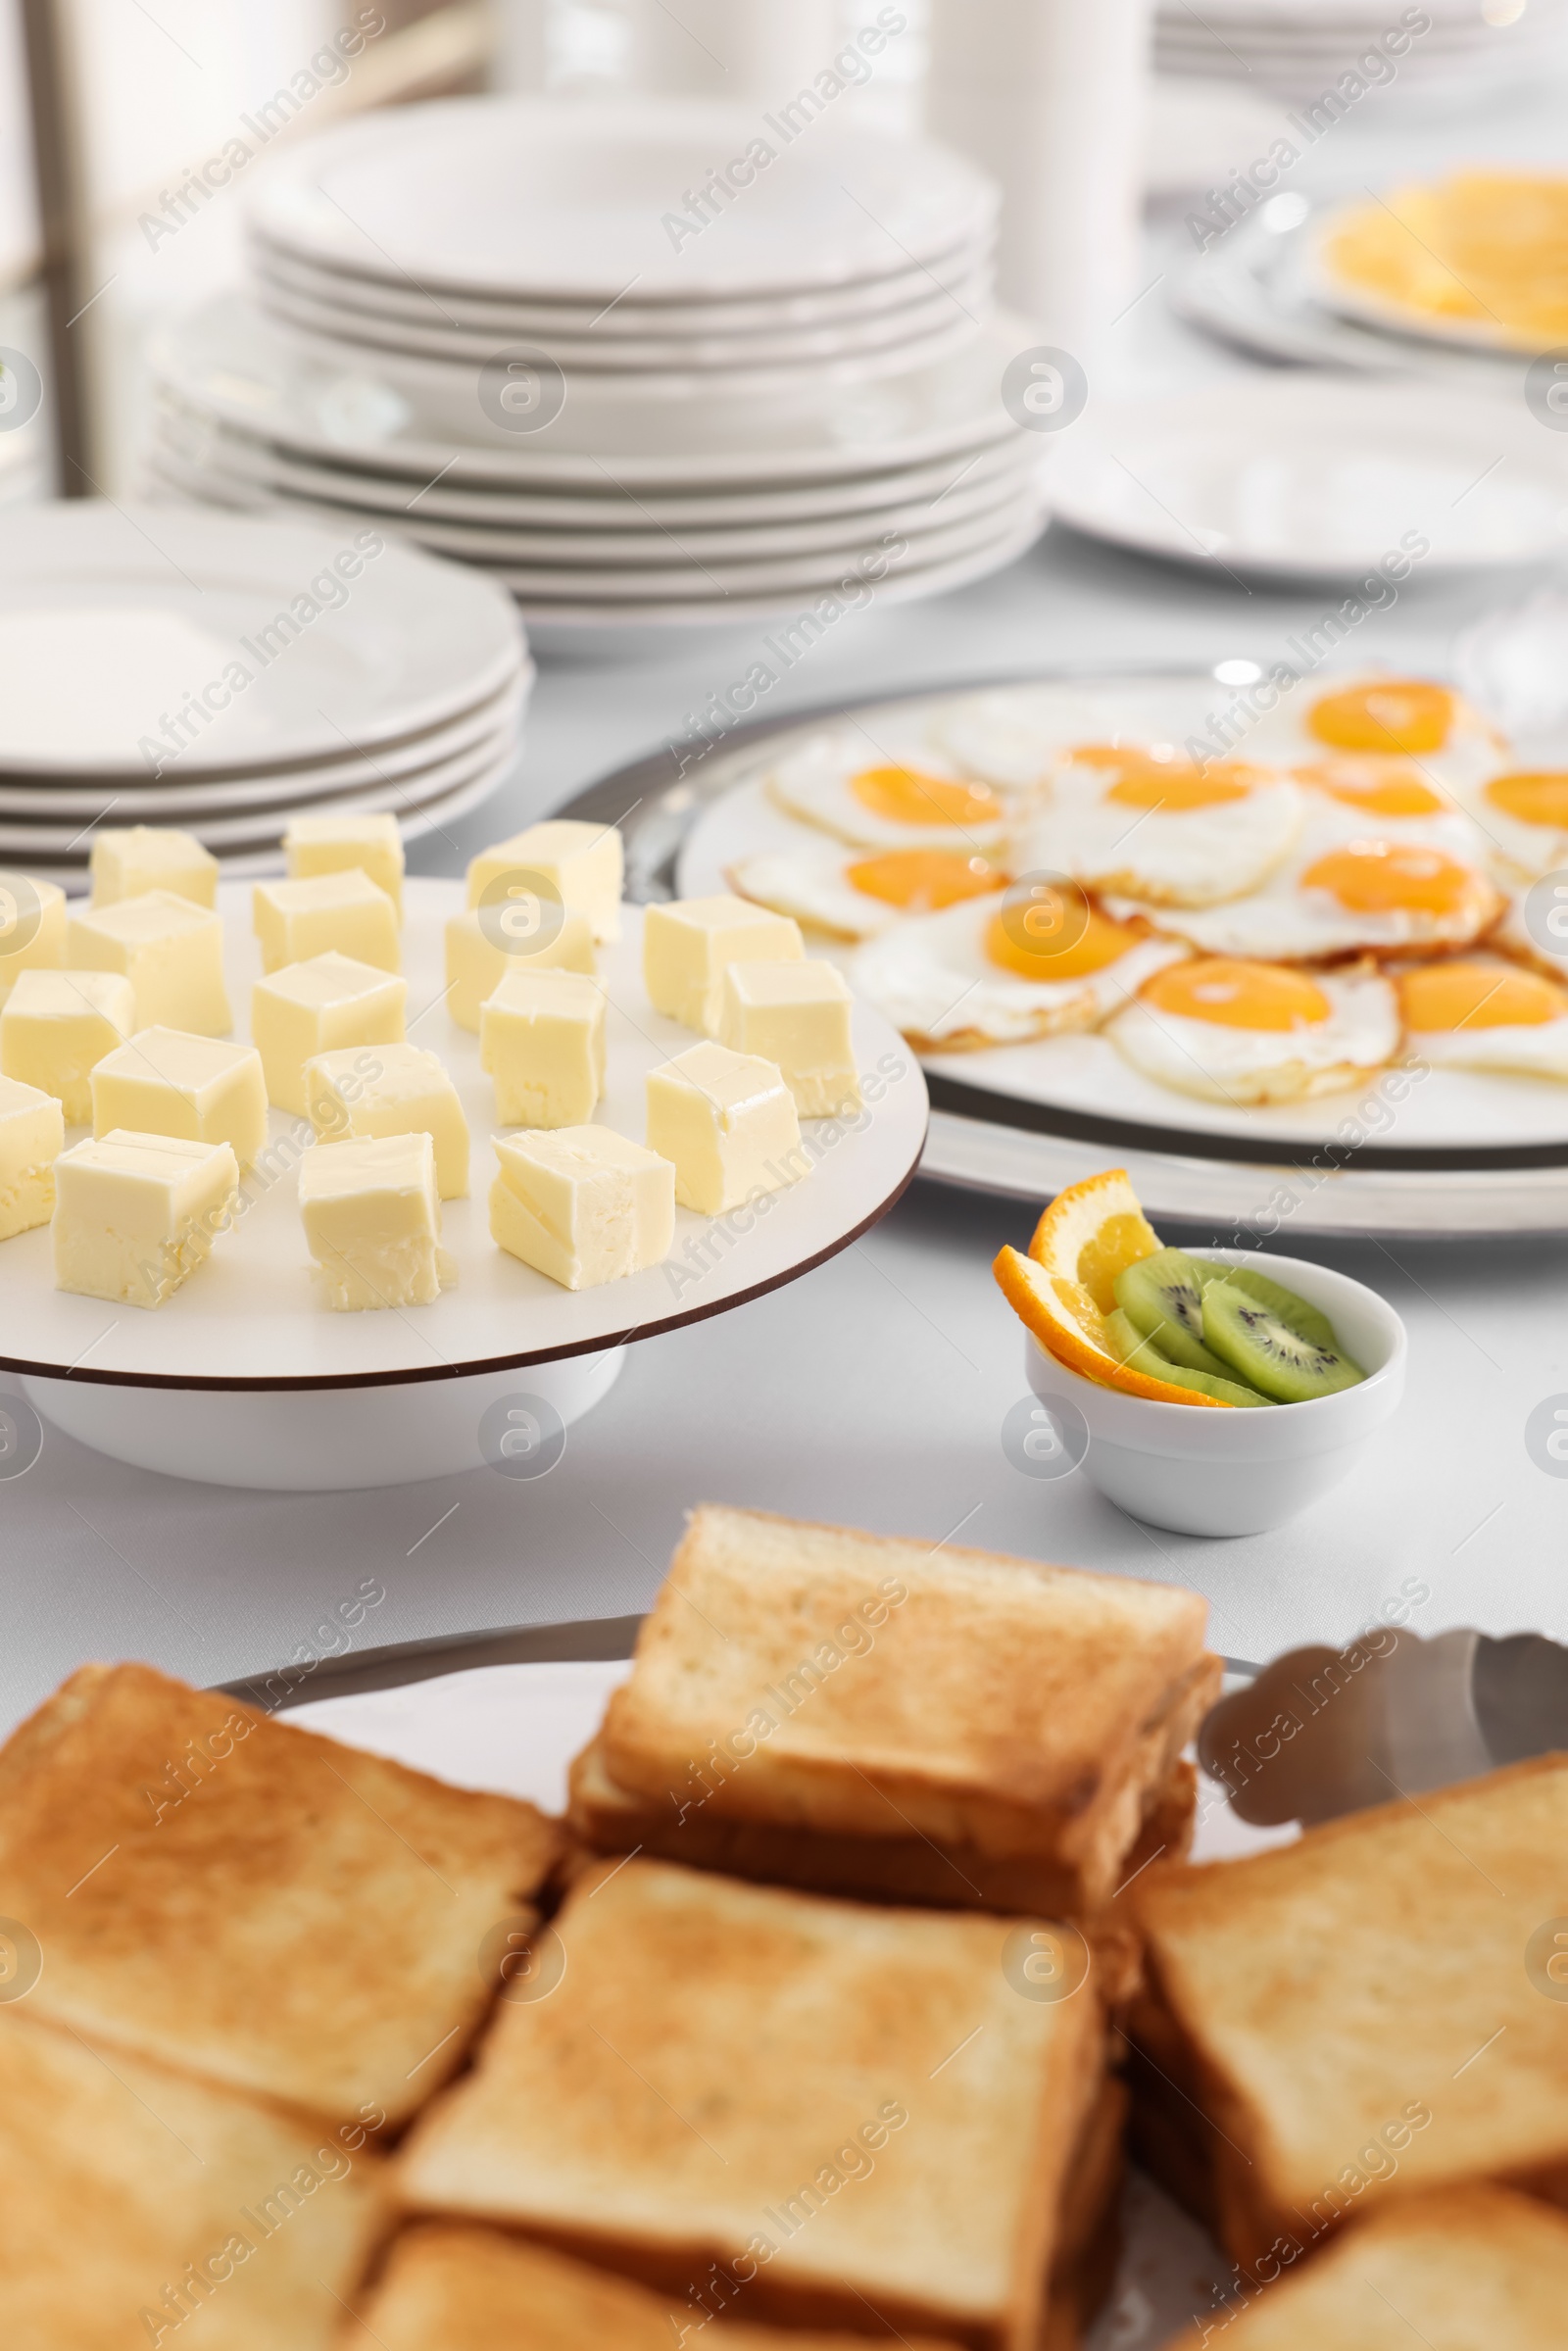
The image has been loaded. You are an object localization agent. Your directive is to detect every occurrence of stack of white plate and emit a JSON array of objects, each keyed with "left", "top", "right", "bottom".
[
  {"left": 142, "top": 98, "right": 1047, "bottom": 629},
  {"left": 1156, "top": 0, "right": 1568, "bottom": 100},
  {"left": 0, "top": 504, "right": 530, "bottom": 888}
]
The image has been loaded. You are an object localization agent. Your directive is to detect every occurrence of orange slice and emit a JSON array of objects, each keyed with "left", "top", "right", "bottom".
[{"left": 993, "top": 1168, "right": 1231, "bottom": 1407}]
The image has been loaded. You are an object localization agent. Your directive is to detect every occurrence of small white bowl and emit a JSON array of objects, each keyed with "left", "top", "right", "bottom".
[{"left": 1024, "top": 1247, "right": 1407, "bottom": 1539}]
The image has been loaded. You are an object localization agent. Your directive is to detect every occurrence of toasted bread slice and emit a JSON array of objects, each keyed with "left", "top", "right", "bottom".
[
  {"left": 0, "top": 2006, "right": 386, "bottom": 2350},
  {"left": 596, "top": 1505, "right": 1219, "bottom": 1913},
  {"left": 1162, "top": 2186, "right": 1568, "bottom": 2347},
  {"left": 1133, "top": 1754, "right": 1568, "bottom": 2264},
  {"left": 397, "top": 1856, "right": 1106, "bottom": 2351},
  {"left": 347, "top": 2225, "right": 965, "bottom": 2348},
  {"left": 0, "top": 1662, "right": 564, "bottom": 2126}
]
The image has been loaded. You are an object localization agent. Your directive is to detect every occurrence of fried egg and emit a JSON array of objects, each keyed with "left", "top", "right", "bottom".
[
  {"left": 1494, "top": 880, "right": 1568, "bottom": 983},
  {"left": 765, "top": 728, "right": 1016, "bottom": 852},
  {"left": 1110, "top": 813, "right": 1502, "bottom": 960},
  {"left": 1008, "top": 747, "right": 1303, "bottom": 908},
  {"left": 1108, "top": 957, "right": 1399, "bottom": 1104},
  {"left": 1396, "top": 956, "right": 1568, "bottom": 1080},
  {"left": 928, "top": 690, "right": 1095, "bottom": 788},
  {"left": 726, "top": 841, "right": 1004, "bottom": 941},
  {"left": 1459, "top": 767, "right": 1568, "bottom": 881},
  {"left": 1293, "top": 756, "right": 1488, "bottom": 862},
  {"left": 1244, "top": 671, "right": 1506, "bottom": 797},
  {"left": 850, "top": 882, "right": 1186, "bottom": 1052}
]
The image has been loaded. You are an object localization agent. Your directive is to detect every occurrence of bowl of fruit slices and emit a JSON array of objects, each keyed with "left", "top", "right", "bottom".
[{"left": 997, "top": 1170, "right": 1406, "bottom": 1538}]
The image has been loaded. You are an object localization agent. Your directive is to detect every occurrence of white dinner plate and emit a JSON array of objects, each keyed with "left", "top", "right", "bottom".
[
  {"left": 1043, "top": 378, "right": 1568, "bottom": 579},
  {"left": 246, "top": 97, "right": 996, "bottom": 304},
  {"left": 0, "top": 884, "right": 927, "bottom": 1388},
  {"left": 0, "top": 504, "right": 526, "bottom": 778}
]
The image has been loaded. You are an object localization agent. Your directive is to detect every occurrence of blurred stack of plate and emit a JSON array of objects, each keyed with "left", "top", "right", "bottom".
[
  {"left": 0, "top": 504, "right": 530, "bottom": 888},
  {"left": 1156, "top": 0, "right": 1568, "bottom": 100},
  {"left": 142, "top": 98, "right": 1048, "bottom": 629}
]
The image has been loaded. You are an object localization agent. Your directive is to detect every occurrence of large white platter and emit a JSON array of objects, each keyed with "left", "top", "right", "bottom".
[{"left": 0, "top": 881, "right": 926, "bottom": 1390}]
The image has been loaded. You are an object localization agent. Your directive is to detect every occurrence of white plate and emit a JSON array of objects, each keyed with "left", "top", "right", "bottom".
[
  {"left": 0, "top": 504, "right": 525, "bottom": 779},
  {"left": 673, "top": 681, "right": 1568, "bottom": 1163},
  {"left": 1307, "top": 197, "right": 1566, "bottom": 357},
  {"left": 247, "top": 96, "right": 997, "bottom": 304},
  {"left": 150, "top": 295, "right": 1030, "bottom": 490},
  {"left": 1043, "top": 378, "right": 1568, "bottom": 578},
  {"left": 0, "top": 882, "right": 927, "bottom": 1389}
]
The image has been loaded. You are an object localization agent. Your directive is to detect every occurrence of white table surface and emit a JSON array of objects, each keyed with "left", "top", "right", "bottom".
[{"left": 4, "top": 73, "right": 1568, "bottom": 1740}]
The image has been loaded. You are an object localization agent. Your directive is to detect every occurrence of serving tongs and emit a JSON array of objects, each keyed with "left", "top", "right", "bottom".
[{"left": 1201, "top": 1627, "right": 1568, "bottom": 1828}]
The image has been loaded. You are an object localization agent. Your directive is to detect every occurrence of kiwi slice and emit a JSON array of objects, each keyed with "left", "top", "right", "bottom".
[
  {"left": 1201, "top": 1279, "right": 1364, "bottom": 1403},
  {"left": 1115, "top": 1249, "right": 1236, "bottom": 1378},
  {"left": 1103, "top": 1308, "right": 1273, "bottom": 1408},
  {"left": 1189, "top": 1258, "right": 1340, "bottom": 1353}
]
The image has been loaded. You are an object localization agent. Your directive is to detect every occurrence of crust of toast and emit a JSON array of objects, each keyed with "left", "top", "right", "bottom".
[
  {"left": 0, "top": 1661, "right": 564, "bottom": 2126},
  {"left": 396, "top": 1856, "right": 1106, "bottom": 2351},
  {"left": 1158, "top": 2186, "right": 1568, "bottom": 2347},
  {"left": 0, "top": 2007, "right": 387, "bottom": 2350},
  {"left": 1131, "top": 1754, "right": 1568, "bottom": 2258},
  {"left": 598, "top": 1505, "right": 1219, "bottom": 1910}
]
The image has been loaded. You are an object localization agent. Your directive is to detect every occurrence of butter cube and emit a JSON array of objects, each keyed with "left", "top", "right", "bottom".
[
  {"left": 253, "top": 871, "right": 399, "bottom": 976},
  {"left": 284, "top": 811, "right": 405, "bottom": 919},
  {"left": 1, "top": 970, "right": 136, "bottom": 1123},
  {"left": 491, "top": 1127, "right": 674, "bottom": 1291},
  {"left": 481, "top": 968, "right": 605, "bottom": 1129},
  {"left": 0, "top": 872, "right": 66, "bottom": 1007},
  {"left": 644, "top": 896, "right": 804, "bottom": 1034},
  {"left": 91, "top": 1027, "right": 269, "bottom": 1168},
  {"left": 68, "top": 892, "right": 231, "bottom": 1036},
  {"left": 89, "top": 826, "right": 218, "bottom": 909},
  {"left": 54, "top": 1129, "right": 238, "bottom": 1308},
  {"left": 252, "top": 954, "right": 407, "bottom": 1116},
  {"left": 298, "top": 1132, "right": 446, "bottom": 1312},
  {"left": 305, "top": 1043, "right": 469, "bottom": 1199},
  {"left": 719, "top": 959, "right": 861, "bottom": 1118},
  {"left": 466, "top": 818, "right": 623, "bottom": 945},
  {"left": 0, "top": 1076, "right": 65, "bottom": 1240},
  {"left": 645, "top": 1041, "right": 804, "bottom": 1215},
  {"left": 444, "top": 906, "right": 595, "bottom": 1033}
]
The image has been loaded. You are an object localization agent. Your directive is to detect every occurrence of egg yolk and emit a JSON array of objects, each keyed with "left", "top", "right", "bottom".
[
  {"left": 985, "top": 883, "right": 1137, "bottom": 980},
  {"left": 1296, "top": 758, "right": 1446, "bottom": 817},
  {"left": 1485, "top": 771, "right": 1568, "bottom": 830},
  {"left": 845, "top": 849, "right": 1003, "bottom": 910},
  {"left": 1144, "top": 958, "right": 1332, "bottom": 1032},
  {"left": 1398, "top": 959, "right": 1568, "bottom": 1032},
  {"left": 1067, "top": 744, "right": 1264, "bottom": 808},
  {"left": 849, "top": 765, "right": 1002, "bottom": 829},
  {"left": 1302, "top": 840, "right": 1477, "bottom": 915},
  {"left": 1307, "top": 681, "right": 1454, "bottom": 755}
]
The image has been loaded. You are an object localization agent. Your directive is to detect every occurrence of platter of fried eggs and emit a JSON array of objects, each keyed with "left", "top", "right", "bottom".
[{"left": 678, "top": 669, "right": 1568, "bottom": 1154}]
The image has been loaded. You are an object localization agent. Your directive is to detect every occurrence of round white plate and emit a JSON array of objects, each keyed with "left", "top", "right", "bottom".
[
  {"left": 0, "top": 504, "right": 525, "bottom": 779},
  {"left": 0, "top": 882, "right": 927, "bottom": 1388},
  {"left": 1043, "top": 378, "right": 1568, "bottom": 578},
  {"left": 246, "top": 96, "right": 996, "bottom": 304},
  {"left": 150, "top": 296, "right": 1029, "bottom": 490}
]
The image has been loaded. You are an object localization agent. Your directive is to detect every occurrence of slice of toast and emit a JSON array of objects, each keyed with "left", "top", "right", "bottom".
[
  {"left": 396, "top": 1856, "right": 1108, "bottom": 2351},
  {"left": 594, "top": 1505, "right": 1220, "bottom": 1914},
  {"left": 1131, "top": 1753, "right": 1568, "bottom": 2266},
  {"left": 1161, "top": 2186, "right": 1568, "bottom": 2347},
  {"left": 0, "top": 2006, "right": 386, "bottom": 2350},
  {"left": 0, "top": 1661, "right": 564, "bottom": 2126},
  {"left": 346, "top": 2225, "right": 965, "bottom": 2348}
]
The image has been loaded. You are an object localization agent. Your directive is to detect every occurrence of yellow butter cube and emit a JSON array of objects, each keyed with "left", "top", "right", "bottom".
[
  {"left": 643, "top": 895, "right": 803, "bottom": 1035},
  {"left": 54, "top": 1129, "right": 238, "bottom": 1308},
  {"left": 252, "top": 954, "right": 407, "bottom": 1117},
  {"left": 284, "top": 811, "right": 405, "bottom": 920},
  {"left": 444, "top": 906, "right": 595, "bottom": 1033},
  {"left": 0, "top": 1075, "right": 65, "bottom": 1241},
  {"left": 253, "top": 871, "right": 400, "bottom": 976},
  {"left": 1, "top": 969, "right": 136, "bottom": 1123},
  {"left": 68, "top": 891, "right": 231, "bottom": 1037},
  {"left": 466, "top": 818, "right": 623, "bottom": 945},
  {"left": 305, "top": 1043, "right": 469, "bottom": 1200},
  {"left": 89, "top": 826, "right": 219, "bottom": 909},
  {"left": 0, "top": 872, "right": 66, "bottom": 1007},
  {"left": 491, "top": 1126, "right": 674, "bottom": 1291},
  {"left": 645, "top": 1040, "right": 804, "bottom": 1215},
  {"left": 299, "top": 1131, "right": 446, "bottom": 1312},
  {"left": 480, "top": 968, "right": 605, "bottom": 1129},
  {"left": 719, "top": 959, "right": 861, "bottom": 1118},
  {"left": 91, "top": 1027, "right": 269, "bottom": 1169}
]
